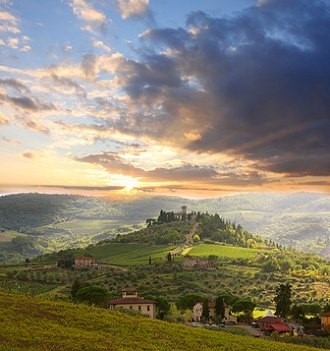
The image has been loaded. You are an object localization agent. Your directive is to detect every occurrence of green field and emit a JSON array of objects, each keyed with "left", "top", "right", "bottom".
[
  {"left": 88, "top": 243, "right": 175, "bottom": 266},
  {"left": 0, "top": 291, "right": 319, "bottom": 351},
  {"left": 183, "top": 244, "right": 268, "bottom": 259},
  {"left": 0, "top": 230, "right": 27, "bottom": 243}
]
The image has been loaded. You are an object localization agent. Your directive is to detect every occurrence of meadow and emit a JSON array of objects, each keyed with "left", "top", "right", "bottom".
[
  {"left": 88, "top": 243, "right": 175, "bottom": 266},
  {"left": 183, "top": 243, "right": 267, "bottom": 259},
  {"left": 0, "top": 291, "right": 319, "bottom": 351}
]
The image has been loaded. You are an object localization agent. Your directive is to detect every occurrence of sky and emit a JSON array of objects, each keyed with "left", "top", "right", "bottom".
[{"left": 0, "top": 0, "right": 329, "bottom": 198}]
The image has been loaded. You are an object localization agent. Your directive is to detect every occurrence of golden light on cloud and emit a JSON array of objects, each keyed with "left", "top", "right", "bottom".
[{"left": 184, "top": 130, "right": 201, "bottom": 141}]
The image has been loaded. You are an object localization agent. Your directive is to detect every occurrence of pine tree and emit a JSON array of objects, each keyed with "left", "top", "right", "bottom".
[
  {"left": 215, "top": 296, "right": 225, "bottom": 322},
  {"left": 201, "top": 299, "right": 210, "bottom": 322}
]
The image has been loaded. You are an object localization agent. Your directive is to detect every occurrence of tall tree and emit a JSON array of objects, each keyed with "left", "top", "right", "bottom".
[
  {"left": 274, "top": 282, "right": 292, "bottom": 318},
  {"left": 201, "top": 299, "right": 210, "bottom": 322},
  {"left": 215, "top": 296, "right": 225, "bottom": 321}
]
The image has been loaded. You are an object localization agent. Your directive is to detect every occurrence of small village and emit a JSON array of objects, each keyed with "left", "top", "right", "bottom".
[{"left": 69, "top": 253, "right": 330, "bottom": 343}]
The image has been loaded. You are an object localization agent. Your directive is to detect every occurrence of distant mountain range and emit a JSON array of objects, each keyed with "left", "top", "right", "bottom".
[{"left": 0, "top": 192, "right": 329, "bottom": 263}]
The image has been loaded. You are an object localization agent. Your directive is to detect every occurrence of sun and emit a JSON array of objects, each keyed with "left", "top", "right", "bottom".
[
  {"left": 112, "top": 175, "right": 140, "bottom": 192},
  {"left": 123, "top": 177, "right": 139, "bottom": 191}
]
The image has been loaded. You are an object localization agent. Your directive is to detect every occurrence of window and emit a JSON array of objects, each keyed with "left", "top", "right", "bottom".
[
  {"left": 129, "top": 306, "right": 133, "bottom": 310},
  {"left": 138, "top": 306, "right": 141, "bottom": 311},
  {"left": 147, "top": 305, "right": 150, "bottom": 311}
]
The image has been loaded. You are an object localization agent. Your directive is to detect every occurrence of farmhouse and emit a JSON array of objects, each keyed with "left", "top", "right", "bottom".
[
  {"left": 110, "top": 288, "right": 156, "bottom": 319},
  {"left": 74, "top": 256, "right": 96, "bottom": 268},
  {"left": 192, "top": 301, "right": 237, "bottom": 324},
  {"left": 321, "top": 312, "right": 330, "bottom": 332},
  {"left": 257, "top": 311, "right": 290, "bottom": 334}
]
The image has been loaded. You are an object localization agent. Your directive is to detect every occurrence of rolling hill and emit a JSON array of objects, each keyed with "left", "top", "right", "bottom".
[{"left": 0, "top": 192, "right": 329, "bottom": 264}]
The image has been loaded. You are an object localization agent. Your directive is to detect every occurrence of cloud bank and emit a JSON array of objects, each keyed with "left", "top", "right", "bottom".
[{"left": 108, "top": 0, "right": 330, "bottom": 177}]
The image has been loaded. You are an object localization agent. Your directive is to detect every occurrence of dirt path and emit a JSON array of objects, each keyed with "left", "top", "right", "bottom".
[{"left": 185, "top": 222, "right": 200, "bottom": 244}]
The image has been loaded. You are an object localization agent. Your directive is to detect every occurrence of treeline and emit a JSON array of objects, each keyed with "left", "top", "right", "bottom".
[
  {"left": 112, "top": 221, "right": 192, "bottom": 245},
  {"left": 256, "top": 250, "right": 330, "bottom": 275},
  {"left": 197, "top": 213, "right": 270, "bottom": 249}
]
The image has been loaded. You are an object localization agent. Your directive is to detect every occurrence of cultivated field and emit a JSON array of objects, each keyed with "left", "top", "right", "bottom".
[
  {"left": 182, "top": 243, "right": 268, "bottom": 259},
  {"left": 88, "top": 243, "right": 175, "bottom": 266}
]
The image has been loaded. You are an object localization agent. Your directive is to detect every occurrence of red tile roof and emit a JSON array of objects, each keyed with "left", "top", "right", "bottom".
[
  {"left": 321, "top": 312, "right": 330, "bottom": 317},
  {"left": 110, "top": 297, "right": 156, "bottom": 305},
  {"left": 270, "top": 323, "right": 290, "bottom": 333}
]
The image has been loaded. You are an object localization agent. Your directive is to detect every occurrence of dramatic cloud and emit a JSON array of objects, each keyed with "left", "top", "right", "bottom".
[
  {"left": 49, "top": 74, "right": 86, "bottom": 98},
  {"left": 0, "top": 93, "right": 55, "bottom": 112},
  {"left": 2, "top": 136, "right": 21, "bottom": 145},
  {"left": 0, "top": 113, "right": 9, "bottom": 125},
  {"left": 77, "top": 151, "right": 216, "bottom": 181},
  {"left": 76, "top": 151, "right": 268, "bottom": 187},
  {"left": 0, "top": 78, "right": 56, "bottom": 114},
  {"left": 0, "top": 10, "right": 20, "bottom": 34},
  {"left": 109, "top": 0, "right": 330, "bottom": 177},
  {"left": 70, "top": 0, "right": 107, "bottom": 33},
  {"left": 116, "top": 0, "right": 149, "bottom": 19},
  {"left": 0, "top": 78, "right": 30, "bottom": 93}
]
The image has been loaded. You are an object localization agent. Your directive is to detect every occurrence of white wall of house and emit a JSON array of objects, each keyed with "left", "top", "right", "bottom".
[{"left": 112, "top": 303, "right": 156, "bottom": 319}]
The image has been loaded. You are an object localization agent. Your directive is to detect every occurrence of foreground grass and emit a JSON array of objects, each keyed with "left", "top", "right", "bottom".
[
  {"left": 183, "top": 243, "right": 266, "bottom": 259},
  {"left": 0, "top": 291, "right": 319, "bottom": 351}
]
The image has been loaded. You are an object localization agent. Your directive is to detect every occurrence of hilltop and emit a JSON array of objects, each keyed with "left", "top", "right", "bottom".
[
  {"left": 0, "top": 192, "right": 329, "bottom": 263},
  {"left": 0, "top": 291, "right": 320, "bottom": 351}
]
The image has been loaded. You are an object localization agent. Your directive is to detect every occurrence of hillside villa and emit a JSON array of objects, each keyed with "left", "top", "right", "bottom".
[
  {"left": 192, "top": 301, "right": 237, "bottom": 324},
  {"left": 110, "top": 288, "right": 156, "bottom": 319},
  {"left": 74, "top": 256, "right": 97, "bottom": 268},
  {"left": 321, "top": 312, "right": 330, "bottom": 332}
]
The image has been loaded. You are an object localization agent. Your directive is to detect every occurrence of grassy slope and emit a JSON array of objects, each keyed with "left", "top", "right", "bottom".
[
  {"left": 183, "top": 243, "right": 267, "bottom": 259},
  {"left": 0, "top": 291, "right": 318, "bottom": 351},
  {"left": 88, "top": 243, "right": 175, "bottom": 266}
]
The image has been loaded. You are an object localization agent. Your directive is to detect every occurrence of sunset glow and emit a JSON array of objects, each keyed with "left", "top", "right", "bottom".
[{"left": 0, "top": 0, "right": 329, "bottom": 197}]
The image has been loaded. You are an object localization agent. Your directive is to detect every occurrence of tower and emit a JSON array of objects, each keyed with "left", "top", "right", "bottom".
[{"left": 181, "top": 205, "right": 187, "bottom": 221}]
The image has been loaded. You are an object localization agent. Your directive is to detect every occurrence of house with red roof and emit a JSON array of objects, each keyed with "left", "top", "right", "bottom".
[
  {"left": 257, "top": 311, "right": 290, "bottom": 334},
  {"left": 110, "top": 288, "right": 156, "bottom": 319}
]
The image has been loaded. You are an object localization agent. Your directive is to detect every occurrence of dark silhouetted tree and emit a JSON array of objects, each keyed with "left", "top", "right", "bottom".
[{"left": 274, "top": 282, "right": 292, "bottom": 318}]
